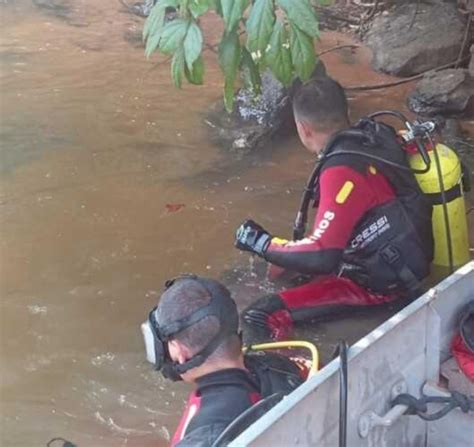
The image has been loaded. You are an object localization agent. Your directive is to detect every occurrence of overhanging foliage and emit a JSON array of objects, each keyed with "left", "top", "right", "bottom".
[{"left": 143, "top": 0, "right": 322, "bottom": 112}]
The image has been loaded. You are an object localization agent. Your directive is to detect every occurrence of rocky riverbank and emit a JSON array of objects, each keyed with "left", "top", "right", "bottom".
[{"left": 27, "top": 0, "right": 474, "bottom": 151}]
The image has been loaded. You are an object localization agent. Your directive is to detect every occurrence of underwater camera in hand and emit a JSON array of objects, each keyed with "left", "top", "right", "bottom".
[
  {"left": 293, "top": 110, "right": 470, "bottom": 272},
  {"left": 141, "top": 275, "right": 239, "bottom": 381}
]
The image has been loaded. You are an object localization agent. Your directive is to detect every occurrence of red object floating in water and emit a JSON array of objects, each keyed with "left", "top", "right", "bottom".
[{"left": 165, "top": 203, "right": 186, "bottom": 213}]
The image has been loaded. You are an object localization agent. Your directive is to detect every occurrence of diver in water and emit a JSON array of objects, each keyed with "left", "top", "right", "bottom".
[
  {"left": 234, "top": 77, "right": 434, "bottom": 343},
  {"left": 142, "top": 275, "right": 306, "bottom": 446}
]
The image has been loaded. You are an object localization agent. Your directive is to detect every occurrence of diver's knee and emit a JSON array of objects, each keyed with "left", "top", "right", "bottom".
[{"left": 243, "top": 293, "right": 287, "bottom": 314}]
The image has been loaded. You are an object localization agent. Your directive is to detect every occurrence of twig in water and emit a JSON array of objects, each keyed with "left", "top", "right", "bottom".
[
  {"left": 317, "top": 44, "right": 360, "bottom": 56},
  {"left": 345, "top": 56, "right": 470, "bottom": 91}
]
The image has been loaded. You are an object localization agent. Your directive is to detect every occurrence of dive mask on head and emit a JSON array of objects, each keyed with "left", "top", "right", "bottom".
[
  {"left": 141, "top": 275, "right": 239, "bottom": 381},
  {"left": 141, "top": 306, "right": 183, "bottom": 381}
]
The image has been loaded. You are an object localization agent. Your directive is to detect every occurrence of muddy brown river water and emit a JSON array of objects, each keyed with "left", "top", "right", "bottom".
[{"left": 1, "top": 1, "right": 473, "bottom": 446}]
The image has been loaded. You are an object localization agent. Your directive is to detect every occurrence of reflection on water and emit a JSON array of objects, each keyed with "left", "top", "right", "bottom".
[{"left": 1, "top": 1, "right": 473, "bottom": 446}]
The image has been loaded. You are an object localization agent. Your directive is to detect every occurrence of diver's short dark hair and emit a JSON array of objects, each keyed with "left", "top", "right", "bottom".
[
  {"left": 157, "top": 278, "right": 241, "bottom": 360},
  {"left": 293, "top": 77, "right": 349, "bottom": 129}
]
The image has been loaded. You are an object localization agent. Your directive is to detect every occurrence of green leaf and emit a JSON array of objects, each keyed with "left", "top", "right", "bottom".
[
  {"left": 241, "top": 47, "right": 261, "bottom": 94},
  {"left": 143, "top": 0, "right": 179, "bottom": 41},
  {"left": 265, "top": 20, "right": 292, "bottom": 85},
  {"left": 143, "top": 4, "right": 163, "bottom": 41},
  {"left": 183, "top": 21, "right": 203, "bottom": 70},
  {"left": 189, "top": 0, "right": 210, "bottom": 17},
  {"left": 276, "top": 0, "right": 319, "bottom": 38},
  {"left": 218, "top": 30, "right": 241, "bottom": 82},
  {"left": 185, "top": 55, "right": 205, "bottom": 84},
  {"left": 289, "top": 23, "right": 316, "bottom": 81},
  {"left": 171, "top": 46, "right": 185, "bottom": 88},
  {"left": 223, "top": 77, "right": 235, "bottom": 113},
  {"left": 159, "top": 19, "right": 189, "bottom": 54},
  {"left": 144, "top": 0, "right": 180, "bottom": 57},
  {"left": 221, "top": 0, "right": 245, "bottom": 32},
  {"left": 213, "top": 0, "right": 223, "bottom": 16},
  {"left": 218, "top": 31, "right": 241, "bottom": 112},
  {"left": 145, "top": 31, "right": 163, "bottom": 59},
  {"left": 246, "top": 0, "right": 275, "bottom": 56}
]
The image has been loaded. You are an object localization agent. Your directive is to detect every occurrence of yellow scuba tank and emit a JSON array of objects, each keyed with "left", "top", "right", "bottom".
[{"left": 409, "top": 143, "right": 470, "bottom": 268}]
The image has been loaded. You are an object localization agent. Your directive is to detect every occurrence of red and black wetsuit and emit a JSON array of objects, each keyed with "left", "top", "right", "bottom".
[
  {"left": 171, "top": 352, "right": 305, "bottom": 446},
  {"left": 242, "top": 121, "right": 433, "bottom": 342},
  {"left": 171, "top": 369, "right": 260, "bottom": 447}
]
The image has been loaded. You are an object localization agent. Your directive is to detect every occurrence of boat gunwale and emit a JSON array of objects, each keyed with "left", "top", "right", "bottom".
[{"left": 231, "top": 261, "right": 474, "bottom": 446}]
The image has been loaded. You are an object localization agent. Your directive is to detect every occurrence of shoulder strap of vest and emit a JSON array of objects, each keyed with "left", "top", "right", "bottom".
[
  {"left": 317, "top": 118, "right": 422, "bottom": 198},
  {"left": 244, "top": 352, "right": 303, "bottom": 397},
  {"left": 307, "top": 127, "right": 372, "bottom": 206},
  {"left": 319, "top": 118, "right": 407, "bottom": 171}
]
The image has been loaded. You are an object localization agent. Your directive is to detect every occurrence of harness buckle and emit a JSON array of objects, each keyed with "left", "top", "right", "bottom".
[{"left": 381, "top": 245, "right": 400, "bottom": 265}]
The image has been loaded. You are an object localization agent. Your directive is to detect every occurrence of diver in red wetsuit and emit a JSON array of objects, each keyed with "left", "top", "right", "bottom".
[{"left": 234, "top": 77, "right": 434, "bottom": 343}]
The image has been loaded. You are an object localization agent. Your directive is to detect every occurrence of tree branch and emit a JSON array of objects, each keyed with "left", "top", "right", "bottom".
[
  {"left": 345, "top": 56, "right": 470, "bottom": 91},
  {"left": 317, "top": 44, "right": 360, "bottom": 56}
]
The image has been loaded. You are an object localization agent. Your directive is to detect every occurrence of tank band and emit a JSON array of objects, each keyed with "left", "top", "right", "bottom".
[{"left": 424, "top": 184, "right": 462, "bottom": 205}]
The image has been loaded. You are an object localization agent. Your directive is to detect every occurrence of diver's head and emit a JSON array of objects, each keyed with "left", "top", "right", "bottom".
[
  {"left": 142, "top": 275, "right": 242, "bottom": 382},
  {"left": 293, "top": 77, "right": 349, "bottom": 154}
]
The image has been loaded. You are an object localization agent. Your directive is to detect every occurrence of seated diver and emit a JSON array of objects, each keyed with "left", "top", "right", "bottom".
[
  {"left": 234, "top": 77, "right": 434, "bottom": 343},
  {"left": 142, "top": 275, "right": 308, "bottom": 447}
]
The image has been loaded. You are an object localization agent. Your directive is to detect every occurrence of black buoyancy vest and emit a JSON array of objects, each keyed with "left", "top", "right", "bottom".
[
  {"left": 201, "top": 353, "right": 304, "bottom": 447},
  {"left": 317, "top": 119, "right": 434, "bottom": 296},
  {"left": 244, "top": 351, "right": 304, "bottom": 397}
]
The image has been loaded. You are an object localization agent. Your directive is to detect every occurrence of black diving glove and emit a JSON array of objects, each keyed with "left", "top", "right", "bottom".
[{"left": 235, "top": 220, "right": 272, "bottom": 256}]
